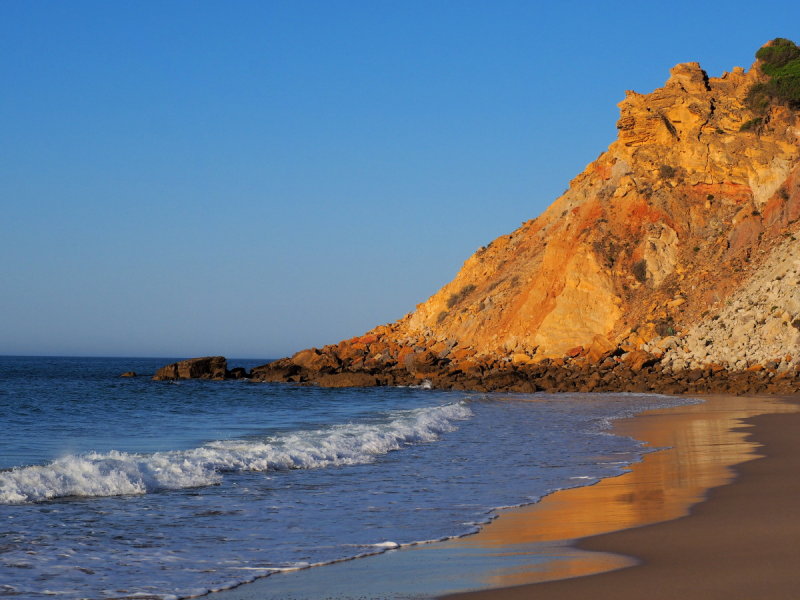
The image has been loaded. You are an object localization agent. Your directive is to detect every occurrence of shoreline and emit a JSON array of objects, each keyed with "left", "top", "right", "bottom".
[
  {"left": 443, "top": 394, "right": 800, "bottom": 599},
  {"left": 206, "top": 394, "right": 797, "bottom": 599},
  {"left": 157, "top": 354, "right": 800, "bottom": 397}
]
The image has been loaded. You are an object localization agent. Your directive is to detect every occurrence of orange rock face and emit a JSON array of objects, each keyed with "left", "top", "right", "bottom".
[{"left": 280, "top": 52, "right": 800, "bottom": 374}]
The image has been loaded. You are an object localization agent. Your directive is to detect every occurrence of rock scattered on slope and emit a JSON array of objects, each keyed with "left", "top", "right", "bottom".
[{"left": 662, "top": 236, "right": 800, "bottom": 372}]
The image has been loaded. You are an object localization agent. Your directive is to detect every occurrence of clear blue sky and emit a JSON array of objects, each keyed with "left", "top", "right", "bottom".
[{"left": 1, "top": 1, "right": 797, "bottom": 358}]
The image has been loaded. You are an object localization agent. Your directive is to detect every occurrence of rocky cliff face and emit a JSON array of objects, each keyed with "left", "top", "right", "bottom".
[
  {"left": 394, "top": 61, "right": 798, "bottom": 358},
  {"left": 250, "top": 43, "right": 800, "bottom": 392},
  {"left": 662, "top": 235, "right": 800, "bottom": 372}
]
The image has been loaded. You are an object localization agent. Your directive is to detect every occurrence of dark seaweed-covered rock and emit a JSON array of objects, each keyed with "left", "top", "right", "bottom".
[{"left": 152, "top": 356, "right": 228, "bottom": 381}]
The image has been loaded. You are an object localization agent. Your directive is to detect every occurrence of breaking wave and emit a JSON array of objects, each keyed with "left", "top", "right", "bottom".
[{"left": 0, "top": 402, "right": 472, "bottom": 504}]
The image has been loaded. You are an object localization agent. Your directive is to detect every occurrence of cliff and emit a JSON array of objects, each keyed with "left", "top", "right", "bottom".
[
  {"left": 384, "top": 60, "right": 798, "bottom": 360},
  {"left": 244, "top": 41, "right": 800, "bottom": 394}
]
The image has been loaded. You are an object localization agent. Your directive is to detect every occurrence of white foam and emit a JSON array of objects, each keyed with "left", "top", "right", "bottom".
[{"left": 0, "top": 402, "right": 472, "bottom": 504}]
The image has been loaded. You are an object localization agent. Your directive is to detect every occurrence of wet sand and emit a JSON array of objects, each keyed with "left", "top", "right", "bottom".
[
  {"left": 444, "top": 395, "right": 800, "bottom": 599},
  {"left": 210, "top": 395, "right": 799, "bottom": 599}
]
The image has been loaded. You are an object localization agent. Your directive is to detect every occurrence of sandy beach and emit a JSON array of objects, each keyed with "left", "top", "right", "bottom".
[
  {"left": 207, "top": 394, "right": 799, "bottom": 599},
  {"left": 444, "top": 394, "right": 800, "bottom": 600}
]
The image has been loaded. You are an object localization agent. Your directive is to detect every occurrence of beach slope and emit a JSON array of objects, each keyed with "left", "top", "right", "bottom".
[{"left": 445, "top": 397, "right": 800, "bottom": 600}]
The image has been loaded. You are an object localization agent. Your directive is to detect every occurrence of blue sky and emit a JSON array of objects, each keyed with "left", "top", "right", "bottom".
[{"left": 1, "top": 1, "right": 798, "bottom": 358}]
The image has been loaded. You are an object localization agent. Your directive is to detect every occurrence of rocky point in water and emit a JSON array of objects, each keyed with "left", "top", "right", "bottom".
[
  {"left": 153, "top": 356, "right": 230, "bottom": 381},
  {"left": 157, "top": 39, "right": 800, "bottom": 396}
]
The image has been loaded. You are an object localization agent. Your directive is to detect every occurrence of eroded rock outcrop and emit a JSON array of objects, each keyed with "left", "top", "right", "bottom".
[
  {"left": 140, "top": 42, "right": 799, "bottom": 394},
  {"left": 248, "top": 42, "right": 800, "bottom": 393},
  {"left": 153, "top": 356, "right": 229, "bottom": 381}
]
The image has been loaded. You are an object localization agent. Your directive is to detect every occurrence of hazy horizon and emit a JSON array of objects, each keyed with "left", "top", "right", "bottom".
[{"left": 2, "top": 0, "right": 798, "bottom": 358}]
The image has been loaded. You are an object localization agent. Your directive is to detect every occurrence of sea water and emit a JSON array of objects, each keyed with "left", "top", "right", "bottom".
[{"left": 0, "top": 356, "right": 693, "bottom": 599}]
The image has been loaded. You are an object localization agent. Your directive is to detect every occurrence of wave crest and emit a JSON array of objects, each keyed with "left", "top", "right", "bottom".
[{"left": 0, "top": 402, "right": 472, "bottom": 504}]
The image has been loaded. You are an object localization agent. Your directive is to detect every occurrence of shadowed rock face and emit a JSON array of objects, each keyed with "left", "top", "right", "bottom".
[{"left": 152, "top": 356, "right": 228, "bottom": 381}]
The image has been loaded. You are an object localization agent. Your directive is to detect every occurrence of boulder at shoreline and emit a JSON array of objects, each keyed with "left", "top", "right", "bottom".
[{"left": 152, "top": 356, "right": 229, "bottom": 381}]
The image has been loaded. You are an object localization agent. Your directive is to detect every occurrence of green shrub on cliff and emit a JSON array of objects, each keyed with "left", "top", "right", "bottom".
[
  {"left": 739, "top": 117, "right": 762, "bottom": 131},
  {"left": 757, "top": 38, "right": 800, "bottom": 72},
  {"left": 747, "top": 38, "right": 800, "bottom": 112},
  {"left": 446, "top": 284, "right": 476, "bottom": 308}
]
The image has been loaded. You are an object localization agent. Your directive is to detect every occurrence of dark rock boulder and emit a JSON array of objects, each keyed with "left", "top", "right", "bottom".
[
  {"left": 402, "top": 350, "right": 439, "bottom": 375},
  {"left": 227, "top": 367, "right": 249, "bottom": 380},
  {"left": 119, "top": 371, "right": 137, "bottom": 378},
  {"left": 152, "top": 356, "right": 228, "bottom": 381},
  {"left": 250, "top": 358, "right": 301, "bottom": 382}
]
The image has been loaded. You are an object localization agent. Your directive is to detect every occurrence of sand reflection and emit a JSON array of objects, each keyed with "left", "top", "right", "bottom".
[
  {"left": 443, "top": 395, "right": 798, "bottom": 588},
  {"left": 209, "top": 395, "right": 798, "bottom": 599}
]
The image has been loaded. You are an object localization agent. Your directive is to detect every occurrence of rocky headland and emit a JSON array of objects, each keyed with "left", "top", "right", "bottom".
[{"left": 156, "top": 40, "right": 800, "bottom": 396}]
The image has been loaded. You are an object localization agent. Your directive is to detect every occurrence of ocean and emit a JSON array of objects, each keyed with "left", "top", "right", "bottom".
[{"left": 0, "top": 356, "right": 693, "bottom": 600}]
